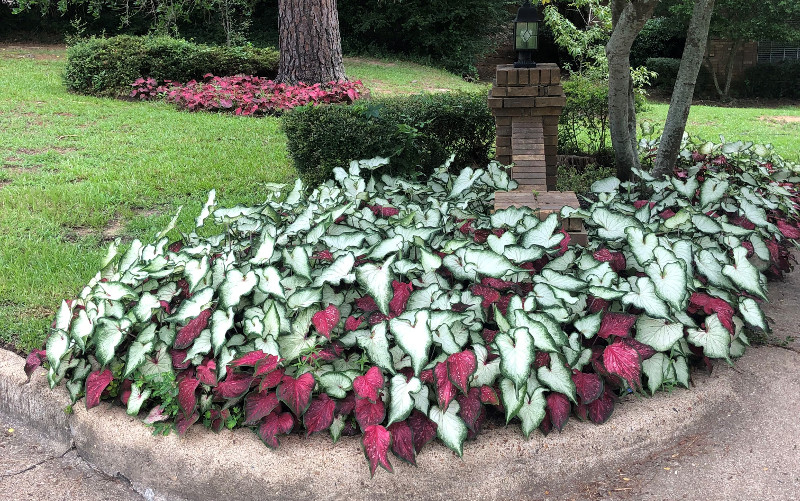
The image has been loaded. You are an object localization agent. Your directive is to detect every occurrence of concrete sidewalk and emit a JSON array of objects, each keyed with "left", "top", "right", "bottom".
[{"left": 1, "top": 277, "right": 798, "bottom": 501}]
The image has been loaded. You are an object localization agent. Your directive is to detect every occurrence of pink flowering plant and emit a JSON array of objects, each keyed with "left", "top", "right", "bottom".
[
  {"left": 131, "top": 74, "right": 366, "bottom": 115},
  {"left": 27, "top": 138, "right": 800, "bottom": 476}
]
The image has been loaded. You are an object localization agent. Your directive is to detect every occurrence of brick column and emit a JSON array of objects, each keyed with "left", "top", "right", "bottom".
[{"left": 488, "top": 63, "right": 565, "bottom": 191}]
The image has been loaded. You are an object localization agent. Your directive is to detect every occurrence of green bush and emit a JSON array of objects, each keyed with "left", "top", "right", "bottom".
[
  {"left": 555, "top": 163, "right": 614, "bottom": 193},
  {"left": 559, "top": 75, "right": 611, "bottom": 158},
  {"left": 743, "top": 62, "right": 800, "bottom": 100},
  {"left": 281, "top": 91, "right": 495, "bottom": 186},
  {"left": 645, "top": 57, "right": 712, "bottom": 96},
  {"left": 630, "top": 17, "right": 687, "bottom": 68},
  {"left": 64, "top": 35, "right": 279, "bottom": 97}
]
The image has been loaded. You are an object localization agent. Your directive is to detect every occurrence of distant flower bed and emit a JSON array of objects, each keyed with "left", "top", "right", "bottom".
[{"left": 130, "top": 75, "right": 366, "bottom": 116}]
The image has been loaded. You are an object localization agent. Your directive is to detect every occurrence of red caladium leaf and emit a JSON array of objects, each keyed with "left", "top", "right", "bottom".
[
  {"left": 481, "top": 277, "right": 515, "bottom": 291},
  {"left": 389, "top": 281, "right": 413, "bottom": 316},
  {"left": 257, "top": 410, "right": 295, "bottom": 449},
  {"left": 419, "top": 369, "right": 434, "bottom": 384},
  {"left": 174, "top": 309, "right": 212, "bottom": 349},
  {"left": 277, "top": 372, "right": 316, "bottom": 416},
  {"left": 215, "top": 372, "right": 254, "bottom": 399},
  {"left": 434, "top": 362, "right": 457, "bottom": 411},
  {"left": 729, "top": 214, "right": 756, "bottom": 230},
  {"left": 546, "top": 392, "right": 571, "bottom": 432},
  {"left": 587, "top": 296, "right": 609, "bottom": 313},
  {"left": 479, "top": 385, "right": 500, "bottom": 406},
  {"left": 620, "top": 337, "right": 657, "bottom": 361},
  {"left": 587, "top": 388, "right": 616, "bottom": 424},
  {"left": 175, "top": 410, "right": 199, "bottom": 435},
  {"left": 313, "top": 249, "right": 334, "bottom": 261},
  {"left": 777, "top": 219, "right": 800, "bottom": 239},
  {"left": 303, "top": 393, "right": 337, "bottom": 435},
  {"left": 387, "top": 421, "right": 416, "bottom": 466},
  {"left": 254, "top": 355, "right": 282, "bottom": 377},
  {"left": 571, "top": 371, "right": 604, "bottom": 404},
  {"left": 345, "top": 315, "right": 363, "bottom": 331},
  {"left": 659, "top": 209, "right": 676, "bottom": 220},
  {"left": 456, "top": 388, "right": 485, "bottom": 432},
  {"left": 471, "top": 284, "right": 501, "bottom": 308},
  {"left": 355, "top": 397, "right": 386, "bottom": 429},
  {"left": 597, "top": 312, "right": 637, "bottom": 339},
  {"left": 369, "top": 205, "right": 400, "bottom": 217},
  {"left": 85, "top": 369, "right": 113, "bottom": 410},
  {"left": 495, "top": 294, "right": 512, "bottom": 315},
  {"left": 362, "top": 424, "right": 393, "bottom": 477},
  {"left": 196, "top": 359, "right": 217, "bottom": 386},
  {"left": 337, "top": 392, "right": 357, "bottom": 416},
  {"left": 407, "top": 409, "right": 438, "bottom": 454},
  {"left": 690, "top": 293, "right": 735, "bottom": 334},
  {"left": 574, "top": 402, "right": 589, "bottom": 421},
  {"left": 481, "top": 328, "right": 498, "bottom": 344},
  {"left": 209, "top": 408, "right": 231, "bottom": 433},
  {"left": 24, "top": 349, "right": 47, "bottom": 381},
  {"left": 312, "top": 304, "right": 340, "bottom": 340},
  {"left": 534, "top": 351, "right": 551, "bottom": 369},
  {"left": 258, "top": 367, "right": 285, "bottom": 392},
  {"left": 178, "top": 377, "right": 200, "bottom": 416},
  {"left": 144, "top": 405, "right": 168, "bottom": 424},
  {"left": 171, "top": 349, "right": 191, "bottom": 369},
  {"left": 230, "top": 350, "right": 268, "bottom": 367},
  {"left": 119, "top": 379, "right": 132, "bottom": 405},
  {"left": 244, "top": 390, "right": 279, "bottom": 425},
  {"left": 447, "top": 350, "right": 477, "bottom": 394},
  {"left": 353, "top": 366, "right": 384, "bottom": 403},
  {"left": 603, "top": 341, "right": 642, "bottom": 390},
  {"left": 355, "top": 295, "right": 378, "bottom": 312},
  {"left": 473, "top": 228, "right": 490, "bottom": 243},
  {"left": 539, "top": 412, "right": 553, "bottom": 436},
  {"left": 557, "top": 229, "right": 571, "bottom": 255}
]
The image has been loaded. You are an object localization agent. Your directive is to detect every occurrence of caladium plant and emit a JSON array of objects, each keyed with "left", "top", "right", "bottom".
[{"left": 28, "top": 136, "right": 799, "bottom": 475}]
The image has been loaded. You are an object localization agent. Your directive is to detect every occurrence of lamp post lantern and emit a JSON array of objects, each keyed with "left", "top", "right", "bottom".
[{"left": 513, "top": 1, "right": 541, "bottom": 68}]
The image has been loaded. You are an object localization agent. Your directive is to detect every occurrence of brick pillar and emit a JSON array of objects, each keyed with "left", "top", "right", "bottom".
[{"left": 488, "top": 63, "right": 565, "bottom": 191}]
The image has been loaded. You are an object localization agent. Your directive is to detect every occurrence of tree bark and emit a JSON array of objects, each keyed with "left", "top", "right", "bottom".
[
  {"left": 277, "top": 0, "right": 347, "bottom": 85},
  {"left": 606, "top": 0, "right": 658, "bottom": 181},
  {"left": 652, "top": 0, "right": 715, "bottom": 178}
]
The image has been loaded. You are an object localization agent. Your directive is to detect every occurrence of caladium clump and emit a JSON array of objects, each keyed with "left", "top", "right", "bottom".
[{"left": 29, "top": 136, "right": 800, "bottom": 475}]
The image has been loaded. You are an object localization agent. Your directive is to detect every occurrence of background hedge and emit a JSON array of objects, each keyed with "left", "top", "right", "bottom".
[
  {"left": 645, "top": 57, "right": 713, "bottom": 97},
  {"left": 743, "top": 62, "right": 800, "bottom": 100},
  {"left": 64, "top": 35, "right": 279, "bottom": 97},
  {"left": 281, "top": 91, "right": 495, "bottom": 186}
]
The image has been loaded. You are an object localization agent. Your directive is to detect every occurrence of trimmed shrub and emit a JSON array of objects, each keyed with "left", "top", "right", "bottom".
[
  {"left": 645, "top": 57, "right": 713, "bottom": 96},
  {"left": 559, "top": 76, "right": 610, "bottom": 158},
  {"left": 743, "top": 62, "right": 800, "bottom": 100},
  {"left": 281, "top": 91, "right": 495, "bottom": 186},
  {"left": 64, "top": 35, "right": 279, "bottom": 97}
]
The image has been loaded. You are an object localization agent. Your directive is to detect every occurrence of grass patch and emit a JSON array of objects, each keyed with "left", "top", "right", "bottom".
[{"left": 344, "top": 56, "right": 489, "bottom": 95}]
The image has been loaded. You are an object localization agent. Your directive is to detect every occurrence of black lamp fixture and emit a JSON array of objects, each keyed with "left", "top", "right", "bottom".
[{"left": 513, "top": 0, "right": 541, "bottom": 68}]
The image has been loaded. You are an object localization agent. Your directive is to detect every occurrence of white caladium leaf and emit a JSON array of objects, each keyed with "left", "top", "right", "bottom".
[
  {"left": 132, "top": 292, "right": 161, "bottom": 323},
  {"left": 663, "top": 208, "right": 691, "bottom": 230},
  {"left": 537, "top": 353, "right": 577, "bottom": 404},
  {"left": 512, "top": 310, "right": 559, "bottom": 353},
  {"left": 526, "top": 311, "right": 569, "bottom": 347},
  {"left": 46, "top": 328, "right": 70, "bottom": 372},
  {"left": 167, "top": 287, "right": 214, "bottom": 324},
  {"left": 722, "top": 247, "right": 767, "bottom": 300},
  {"left": 320, "top": 231, "right": 367, "bottom": 251},
  {"left": 357, "top": 323, "right": 395, "bottom": 374},
  {"left": 185, "top": 328, "right": 212, "bottom": 360},
  {"left": 593, "top": 207, "right": 641, "bottom": 240},
  {"left": 671, "top": 176, "right": 699, "bottom": 199},
  {"left": 749, "top": 234, "right": 771, "bottom": 262},
  {"left": 642, "top": 352, "right": 668, "bottom": 395},
  {"left": 390, "top": 310, "right": 432, "bottom": 376},
  {"left": 738, "top": 297, "right": 769, "bottom": 331},
  {"left": 695, "top": 250, "right": 734, "bottom": 289},
  {"left": 249, "top": 228, "right": 276, "bottom": 265},
  {"left": 623, "top": 276, "right": 671, "bottom": 319},
  {"left": 517, "top": 387, "right": 547, "bottom": 438},
  {"left": 95, "top": 318, "right": 131, "bottom": 366},
  {"left": 356, "top": 254, "right": 396, "bottom": 316},
  {"left": 699, "top": 178, "right": 729, "bottom": 208},
  {"left": 419, "top": 247, "right": 443, "bottom": 274},
  {"left": 319, "top": 372, "right": 353, "bottom": 399},
  {"left": 739, "top": 200, "right": 768, "bottom": 227},
  {"left": 574, "top": 311, "right": 602, "bottom": 339},
  {"left": 502, "top": 245, "right": 545, "bottom": 264},
  {"left": 312, "top": 253, "right": 356, "bottom": 287},
  {"left": 544, "top": 249, "right": 576, "bottom": 272},
  {"left": 688, "top": 314, "right": 731, "bottom": 362},
  {"left": 448, "top": 167, "right": 483, "bottom": 200},
  {"left": 490, "top": 206, "right": 528, "bottom": 228},
  {"left": 70, "top": 309, "right": 94, "bottom": 350},
  {"left": 471, "top": 344, "right": 501, "bottom": 387},
  {"left": 591, "top": 176, "right": 620, "bottom": 193},
  {"left": 119, "top": 239, "right": 143, "bottom": 273},
  {"left": 538, "top": 269, "right": 586, "bottom": 292},
  {"left": 184, "top": 257, "right": 210, "bottom": 293},
  {"left": 719, "top": 221, "right": 753, "bottom": 236},
  {"left": 626, "top": 227, "right": 659, "bottom": 266},
  {"left": 255, "top": 266, "right": 285, "bottom": 299},
  {"left": 487, "top": 232, "right": 516, "bottom": 255},
  {"left": 195, "top": 189, "right": 216, "bottom": 227},
  {"left": 211, "top": 308, "right": 235, "bottom": 356},
  {"left": 287, "top": 287, "right": 322, "bottom": 309},
  {"left": 521, "top": 213, "right": 563, "bottom": 249},
  {"left": 674, "top": 355, "right": 690, "bottom": 388},
  {"left": 368, "top": 235, "right": 403, "bottom": 260},
  {"left": 93, "top": 281, "right": 136, "bottom": 301},
  {"left": 429, "top": 401, "right": 468, "bottom": 456},
  {"left": 387, "top": 375, "right": 423, "bottom": 426},
  {"left": 124, "top": 341, "right": 153, "bottom": 377},
  {"left": 463, "top": 249, "right": 517, "bottom": 278},
  {"left": 692, "top": 214, "right": 722, "bottom": 234},
  {"left": 219, "top": 269, "right": 257, "bottom": 308},
  {"left": 635, "top": 316, "right": 684, "bottom": 352},
  {"left": 494, "top": 327, "right": 534, "bottom": 388},
  {"left": 645, "top": 260, "right": 688, "bottom": 310},
  {"left": 499, "top": 378, "right": 526, "bottom": 423},
  {"left": 283, "top": 246, "right": 312, "bottom": 281},
  {"left": 532, "top": 283, "right": 563, "bottom": 308}
]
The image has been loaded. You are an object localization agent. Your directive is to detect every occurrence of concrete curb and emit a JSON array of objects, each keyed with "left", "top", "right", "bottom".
[{"left": 0, "top": 346, "right": 743, "bottom": 501}]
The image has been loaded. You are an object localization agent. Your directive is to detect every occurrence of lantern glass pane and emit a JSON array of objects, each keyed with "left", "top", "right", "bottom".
[{"left": 515, "top": 22, "right": 539, "bottom": 51}]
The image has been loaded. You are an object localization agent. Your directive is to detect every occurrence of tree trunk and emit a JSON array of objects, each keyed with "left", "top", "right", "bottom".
[
  {"left": 606, "top": 0, "right": 658, "bottom": 181},
  {"left": 652, "top": 0, "right": 715, "bottom": 178},
  {"left": 277, "top": 0, "right": 346, "bottom": 85},
  {"left": 722, "top": 38, "right": 743, "bottom": 101}
]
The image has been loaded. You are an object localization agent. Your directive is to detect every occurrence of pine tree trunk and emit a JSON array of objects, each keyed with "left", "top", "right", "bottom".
[
  {"left": 277, "top": 0, "right": 347, "bottom": 85},
  {"left": 652, "top": 0, "right": 715, "bottom": 178}
]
